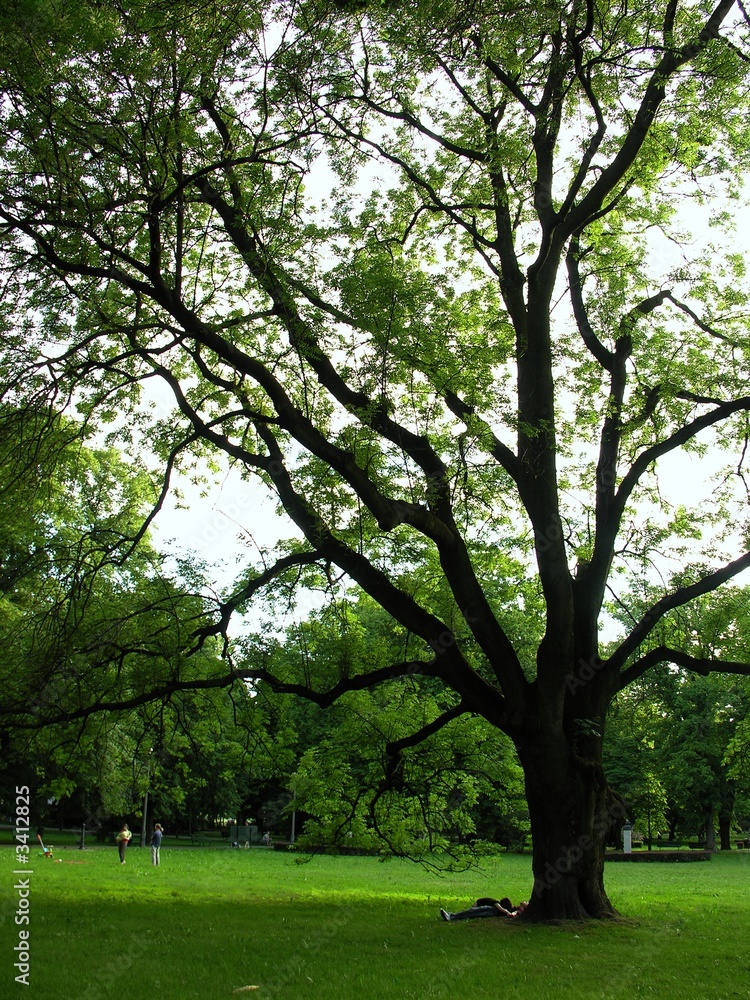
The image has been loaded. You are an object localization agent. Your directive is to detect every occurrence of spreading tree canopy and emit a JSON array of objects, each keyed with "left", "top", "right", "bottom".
[{"left": 2, "top": 0, "right": 750, "bottom": 918}]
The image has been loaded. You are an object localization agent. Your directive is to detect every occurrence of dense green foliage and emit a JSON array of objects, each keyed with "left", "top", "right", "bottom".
[
  {"left": 0, "top": 408, "right": 281, "bottom": 831},
  {"left": 604, "top": 585, "right": 750, "bottom": 846},
  {"left": 604, "top": 669, "right": 750, "bottom": 846}
]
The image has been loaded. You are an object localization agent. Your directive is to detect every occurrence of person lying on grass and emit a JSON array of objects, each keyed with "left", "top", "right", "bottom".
[{"left": 440, "top": 897, "right": 528, "bottom": 922}]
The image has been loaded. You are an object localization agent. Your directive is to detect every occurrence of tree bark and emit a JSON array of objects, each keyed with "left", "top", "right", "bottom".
[
  {"left": 718, "top": 785, "right": 735, "bottom": 851},
  {"left": 518, "top": 734, "right": 623, "bottom": 921},
  {"left": 719, "top": 814, "right": 732, "bottom": 851},
  {"left": 704, "top": 809, "right": 717, "bottom": 852}
]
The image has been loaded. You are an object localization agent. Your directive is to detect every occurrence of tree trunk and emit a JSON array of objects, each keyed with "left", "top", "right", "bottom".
[
  {"left": 718, "top": 813, "right": 732, "bottom": 851},
  {"left": 718, "top": 785, "right": 735, "bottom": 851},
  {"left": 518, "top": 737, "right": 623, "bottom": 921},
  {"left": 704, "top": 808, "right": 717, "bottom": 852},
  {"left": 667, "top": 807, "right": 679, "bottom": 841}
]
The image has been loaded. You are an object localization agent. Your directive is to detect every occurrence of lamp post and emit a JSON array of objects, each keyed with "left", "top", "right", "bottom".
[{"left": 139, "top": 747, "right": 154, "bottom": 848}]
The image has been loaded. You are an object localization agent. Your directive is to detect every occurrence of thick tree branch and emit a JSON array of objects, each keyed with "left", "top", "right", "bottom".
[
  {"left": 250, "top": 423, "right": 522, "bottom": 716},
  {"left": 615, "top": 395, "right": 750, "bottom": 518},
  {"left": 608, "top": 550, "right": 750, "bottom": 674},
  {"left": 580, "top": 292, "right": 672, "bottom": 605},
  {"left": 384, "top": 703, "right": 468, "bottom": 761},
  {"left": 617, "top": 644, "right": 750, "bottom": 690},
  {"left": 559, "top": 6, "right": 606, "bottom": 214},
  {"left": 195, "top": 177, "right": 457, "bottom": 502},
  {"left": 194, "top": 550, "right": 326, "bottom": 641},
  {"left": 239, "top": 658, "right": 445, "bottom": 709},
  {"left": 567, "top": 240, "right": 615, "bottom": 370},
  {"left": 473, "top": 35, "right": 537, "bottom": 115}
]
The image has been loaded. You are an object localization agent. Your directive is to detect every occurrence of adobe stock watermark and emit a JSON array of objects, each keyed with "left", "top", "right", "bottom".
[
  {"left": 565, "top": 653, "right": 607, "bottom": 694},
  {"left": 425, "top": 943, "right": 484, "bottom": 995},
  {"left": 534, "top": 467, "right": 617, "bottom": 556},
  {"left": 261, "top": 900, "right": 353, "bottom": 996},
  {"left": 533, "top": 794, "right": 629, "bottom": 897},
  {"left": 12, "top": 785, "right": 33, "bottom": 987},
  {"left": 80, "top": 933, "right": 151, "bottom": 1000},
  {"left": 423, "top": 608, "right": 481, "bottom": 661},
  {"left": 188, "top": 487, "right": 262, "bottom": 552}
]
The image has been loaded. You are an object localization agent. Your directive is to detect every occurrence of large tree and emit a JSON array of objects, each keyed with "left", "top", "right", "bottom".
[{"left": 2, "top": 0, "right": 750, "bottom": 919}]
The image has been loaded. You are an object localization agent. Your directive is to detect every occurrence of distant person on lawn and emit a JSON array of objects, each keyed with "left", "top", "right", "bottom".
[
  {"left": 440, "top": 897, "right": 528, "bottom": 921},
  {"left": 151, "top": 823, "right": 163, "bottom": 866},
  {"left": 116, "top": 823, "right": 132, "bottom": 864}
]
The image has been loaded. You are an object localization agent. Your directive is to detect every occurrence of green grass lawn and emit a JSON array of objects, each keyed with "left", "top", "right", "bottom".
[{"left": 3, "top": 844, "right": 750, "bottom": 999}]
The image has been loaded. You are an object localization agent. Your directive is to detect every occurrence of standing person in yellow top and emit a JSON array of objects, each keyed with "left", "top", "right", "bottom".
[{"left": 116, "top": 823, "right": 132, "bottom": 864}]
